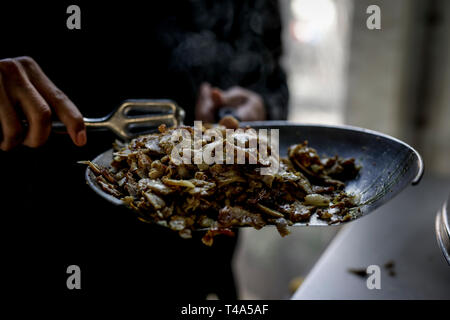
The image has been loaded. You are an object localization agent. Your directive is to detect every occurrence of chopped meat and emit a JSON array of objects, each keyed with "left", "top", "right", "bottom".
[
  {"left": 280, "top": 201, "right": 314, "bottom": 222},
  {"left": 218, "top": 205, "right": 266, "bottom": 229},
  {"left": 288, "top": 141, "right": 360, "bottom": 188},
  {"left": 274, "top": 217, "right": 290, "bottom": 237},
  {"left": 83, "top": 120, "right": 360, "bottom": 245}
]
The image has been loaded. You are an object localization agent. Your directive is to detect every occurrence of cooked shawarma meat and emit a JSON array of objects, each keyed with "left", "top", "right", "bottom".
[{"left": 83, "top": 120, "right": 360, "bottom": 245}]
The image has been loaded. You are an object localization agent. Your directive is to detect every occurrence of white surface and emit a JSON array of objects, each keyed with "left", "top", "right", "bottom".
[{"left": 292, "top": 175, "right": 450, "bottom": 300}]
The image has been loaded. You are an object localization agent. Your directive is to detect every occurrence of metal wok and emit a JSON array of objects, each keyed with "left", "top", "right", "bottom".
[{"left": 85, "top": 121, "right": 424, "bottom": 227}]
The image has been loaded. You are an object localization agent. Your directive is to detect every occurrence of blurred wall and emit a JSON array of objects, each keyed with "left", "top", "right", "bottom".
[
  {"left": 345, "top": 0, "right": 414, "bottom": 139},
  {"left": 345, "top": 0, "right": 450, "bottom": 176},
  {"left": 420, "top": 0, "right": 450, "bottom": 176}
]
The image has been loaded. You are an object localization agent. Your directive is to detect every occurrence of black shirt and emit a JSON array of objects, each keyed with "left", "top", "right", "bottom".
[{"left": 1, "top": 0, "right": 288, "bottom": 299}]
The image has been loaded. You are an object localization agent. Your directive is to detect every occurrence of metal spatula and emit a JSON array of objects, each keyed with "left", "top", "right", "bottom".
[{"left": 53, "top": 99, "right": 185, "bottom": 140}]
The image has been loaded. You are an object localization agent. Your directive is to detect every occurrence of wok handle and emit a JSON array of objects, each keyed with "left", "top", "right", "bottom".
[{"left": 52, "top": 116, "right": 111, "bottom": 133}]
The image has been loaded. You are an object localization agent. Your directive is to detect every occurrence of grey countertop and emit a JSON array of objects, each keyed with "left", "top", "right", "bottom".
[{"left": 292, "top": 175, "right": 450, "bottom": 300}]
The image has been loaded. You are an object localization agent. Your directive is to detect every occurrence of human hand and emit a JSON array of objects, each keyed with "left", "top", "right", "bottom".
[
  {"left": 0, "top": 56, "right": 86, "bottom": 151},
  {"left": 195, "top": 82, "right": 266, "bottom": 123}
]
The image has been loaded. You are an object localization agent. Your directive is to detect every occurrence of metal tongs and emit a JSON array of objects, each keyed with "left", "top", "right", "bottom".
[{"left": 53, "top": 99, "right": 185, "bottom": 140}]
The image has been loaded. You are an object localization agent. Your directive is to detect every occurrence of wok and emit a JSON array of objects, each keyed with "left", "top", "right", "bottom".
[{"left": 85, "top": 121, "right": 424, "bottom": 227}]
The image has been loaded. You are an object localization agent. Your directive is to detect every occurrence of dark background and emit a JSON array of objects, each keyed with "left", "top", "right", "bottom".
[{"left": 0, "top": 1, "right": 288, "bottom": 299}]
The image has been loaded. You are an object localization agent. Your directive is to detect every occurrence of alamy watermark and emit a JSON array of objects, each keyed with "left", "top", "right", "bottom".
[
  {"left": 367, "top": 5, "right": 381, "bottom": 30},
  {"left": 366, "top": 265, "right": 381, "bottom": 290},
  {"left": 66, "top": 5, "right": 81, "bottom": 30},
  {"left": 66, "top": 265, "right": 81, "bottom": 290}
]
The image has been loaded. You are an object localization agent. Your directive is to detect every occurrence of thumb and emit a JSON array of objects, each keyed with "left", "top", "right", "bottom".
[
  {"left": 211, "top": 87, "right": 223, "bottom": 108},
  {"left": 195, "top": 83, "right": 215, "bottom": 122}
]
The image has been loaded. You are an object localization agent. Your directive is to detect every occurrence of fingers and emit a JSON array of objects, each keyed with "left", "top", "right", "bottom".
[
  {"left": 0, "top": 56, "right": 85, "bottom": 150},
  {"left": 235, "top": 92, "right": 266, "bottom": 121},
  {"left": 0, "top": 58, "right": 52, "bottom": 148},
  {"left": 195, "top": 82, "right": 217, "bottom": 123},
  {"left": 0, "top": 73, "right": 23, "bottom": 151},
  {"left": 218, "top": 87, "right": 248, "bottom": 106},
  {"left": 6, "top": 65, "right": 52, "bottom": 148},
  {"left": 234, "top": 100, "right": 266, "bottom": 121},
  {"left": 196, "top": 84, "right": 266, "bottom": 122},
  {"left": 15, "top": 56, "right": 86, "bottom": 146},
  {"left": 211, "top": 88, "right": 223, "bottom": 107},
  {"left": 218, "top": 86, "right": 266, "bottom": 121}
]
